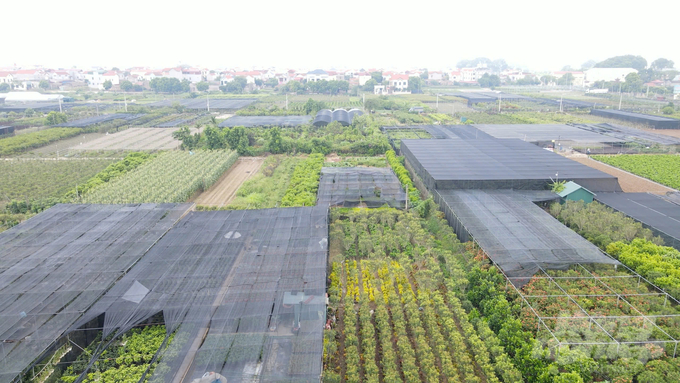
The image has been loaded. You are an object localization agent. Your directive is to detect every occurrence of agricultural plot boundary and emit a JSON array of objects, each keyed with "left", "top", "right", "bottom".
[
  {"left": 0, "top": 203, "right": 192, "bottom": 381},
  {"left": 317, "top": 167, "right": 406, "bottom": 208},
  {"left": 218, "top": 115, "right": 312, "bottom": 128},
  {"left": 53, "top": 113, "right": 145, "bottom": 127},
  {"left": 147, "top": 99, "right": 256, "bottom": 110},
  {"left": 69, "top": 207, "right": 328, "bottom": 382}
]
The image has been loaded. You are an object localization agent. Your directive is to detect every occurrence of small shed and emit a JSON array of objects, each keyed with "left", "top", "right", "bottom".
[{"left": 557, "top": 181, "right": 595, "bottom": 203}]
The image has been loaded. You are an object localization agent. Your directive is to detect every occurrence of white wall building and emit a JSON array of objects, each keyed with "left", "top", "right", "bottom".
[
  {"left": 182, "top": 69, "right": 202, "bottom": 83},
  {"left": 388, "top": 74, "right": 409, "bottom": 89},
  {"left": 306, "top": 69, "right": 329, "bottom": 82},
  {"left": 585, "top": 68, "right": 637, "bottom": 86},
  {"left": 428, "top": 71, "right": 443, "bottom": 81},
  {"left": 0, "top": 72, "right": 13, "bottom": 84}
]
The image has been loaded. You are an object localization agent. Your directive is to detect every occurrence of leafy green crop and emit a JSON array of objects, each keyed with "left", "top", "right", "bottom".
[
  {"left": 81, "top": 150, "right": 238, "bottom": 203},
  {"left": 608, "top": 239, "right": 680, "bottom": 297},
  {"left": 592, "top": 154, "right": 680, "bottom": 189},
  {"left": 280, "top": 153, "right": 324, "bottom": 207},
  {"left": 0, "top": 128, "right": 83, "bottom": 155}
]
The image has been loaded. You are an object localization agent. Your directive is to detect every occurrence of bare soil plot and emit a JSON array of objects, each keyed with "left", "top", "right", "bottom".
[
  {"left": 70, "top": 127, "right": 201, "bottom": 151},
  {"left": 194, "top": 157, "right": 264, "bottom": 207},
  {"left": 567, "top": 154, "right": 674, "bottom": 194},
  {"left": 22, "top": 132, "right": 106, "bottom": 156}
]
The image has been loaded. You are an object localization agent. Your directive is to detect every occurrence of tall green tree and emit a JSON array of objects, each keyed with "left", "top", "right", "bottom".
[
  {"left": 225, "top": 126, "right": 249, "bottom": 155},
  {"left": 581, "top": 60, "right": 597, "bottom": 70},
  {"left": 120, "top": 80, "right": 133, "bottom": 92},
  {"left": 625, "top": 72, "right": 643, "bottom": 92},
  {"left": 651, "top": 58, "right": 674, "bottom": 70},
  {"left": 103, "top": 80, "right": 113, "bottom": 90},
  {"left": 407, "top": 76, "right": 423, "bottom": 93},
  {"left": 45, "top": 111, "right": 68, "bottom": 125},
  {"left": 267, "top": 126, "right": 285, "bottom": 154},
  {"left": 594, "top": 55, "right": 647, "bottom": 71},
  {"left": 477, "top": 73, "right": 500, "bottom": 88},
  {"left": 560, "top": 73, "right": 575, "bottom": 86},
  {"left": 370, "top": 72, "right": 383, "bottom": 84},
  {"left": 196, "top": 81, "right": 209, "bottom": 92},
  {"left": 203, "top": 126, "right": 226, "bottom": 149},
  {"left": 39, "top": 80, "right": 50, "bottom": 90}
]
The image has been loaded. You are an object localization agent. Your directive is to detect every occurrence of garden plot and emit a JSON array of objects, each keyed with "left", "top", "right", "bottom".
[
  {"left": 193, "top": 157, "right": 264, "bottom": 207},
  {"left": 71, "top": 127, "right": 201, "bottom": 151}
]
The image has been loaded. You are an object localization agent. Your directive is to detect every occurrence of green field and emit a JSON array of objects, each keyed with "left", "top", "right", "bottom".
[
  {"left": 592, "top": 154, "right": 680, "bottom": 189},
  {"left": 81, "top": 150, "right": 238, "bottom": 203},
  {"left": 0, "top": 158, "right": 116, "bottom": 206}
]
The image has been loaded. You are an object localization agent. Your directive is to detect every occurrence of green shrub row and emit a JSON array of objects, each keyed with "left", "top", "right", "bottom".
[
  {"left": 280, "top": 153, "right": 324, "bottom": 207},
  {"left": 0, "top": 128, "right": 83, "bottom": 155},
  {"left": 385, "top": 150, "right": 418, "bottom": 204}
]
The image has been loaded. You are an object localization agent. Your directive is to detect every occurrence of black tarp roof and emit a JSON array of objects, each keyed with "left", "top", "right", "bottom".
[
  {"left": 434, "top": 189, "right": 618, "bottom": 284},
  {"left": 591, "top": 109, "right": 680, "bottom": 129},
  {"left": 218, "top": 115, "right": 312, "bottom": 128},
  {"left": 472, "top": 124, "right": 626, "bottom": 143},
  {"left": 401, "top": 138, "right": 622, "bottom": 192}
]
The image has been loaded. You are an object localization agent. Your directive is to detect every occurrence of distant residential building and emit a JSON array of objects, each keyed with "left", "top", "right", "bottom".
[
  {"left": 0, "top": 72, "right": 13, "bottom": 84},
  {"left": 306, "top": 69, "right": 329, "bottom": 82},
  {"left": 182, "top": 68, "right": 202, "bottom": 83},
  {"left": 428, "top": 71, "right": 443, "bottom": 81},
  {"left": 49, "top": 71, "right": 71, "bottom": 83},
  {"left": 102, "top": 71, "right": 120, "bottom": 86},
  {"left": 449, "top": 71, "right": 462, "bottom": 82},
  {"left": 162, "top": 68, "right": 183, "bottom": 80},
  {"left": 374, "top": 85, "right": 386, "bottom": 95},
  {"left": 461, "top": 68, "right": 479, "bottom": 82},
  {"left": 356, "top": 72, "right": 372, "bottom": 86},
  {"left": 585, "top": 68, "right": 637, "bottom": 86},
  {"left": 11, "top": 69, "right": 47, "bottom": 81},
  {"left": 220, "top": 74, "right": 234, "bottom": 85},
  {"left": 233, "top": 71, "right": 261, "bottom": 84},
  {"left": 388, "top": 74, "right": 409, "bottom": 90}
]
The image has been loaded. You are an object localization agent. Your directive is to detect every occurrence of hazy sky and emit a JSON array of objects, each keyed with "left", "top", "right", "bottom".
[{"left": 4, "top": 0, "right": 679, "bottom": 72}]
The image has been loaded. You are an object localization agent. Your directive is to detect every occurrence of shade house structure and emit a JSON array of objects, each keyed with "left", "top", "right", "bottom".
[{"left": 399, "top": 138, "right": 680, "bottom": 355}]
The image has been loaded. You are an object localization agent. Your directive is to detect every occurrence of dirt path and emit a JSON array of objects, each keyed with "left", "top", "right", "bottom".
[
  {"left": 194, "top": 157, "right": 264, "bottom": 207},
  {"left": 567, "top": 154, "right": 674, "bottom": 194}
]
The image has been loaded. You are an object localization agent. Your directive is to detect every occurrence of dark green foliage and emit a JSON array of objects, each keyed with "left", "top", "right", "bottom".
[
  {"left": 302, "top": 98, "right": 327, "bottom": 114},
  {"left": 478, "top": 73, "right": 501, "bottom": 88},
  {"left": 550, "top": 200, "right": 663, "bottom": 249},
  {"left": 174, "top": 115, "right": 390, "bottom": 156},
  {"left": 149, "top": 77, "right": 190, "bottom": 93},
  {"left": 594, "top": 55, "right": 648, "bottom": 71},
  {"left": 44, "top": 111, "right": 68, "bottom": 125},
  {"left": 195, "top": 81, "right": 209, "bottom": 92},
  {"left": 267, "top": 126, "right": 285, "bottom": 154},
  {"left": 65, "top": 152, "right": 154, "bottom": 200},
  {"left": 280, "top": 153, "right": 324, "bottom": 207}
]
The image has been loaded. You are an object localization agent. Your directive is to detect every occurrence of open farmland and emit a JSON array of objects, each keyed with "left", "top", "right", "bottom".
[
  {"left": 568, "top": 155, "right": 674, "bottom": 193},
  {"left": 81, "top": 150, "right": 238, "bottom": 203},
  {"left": 193, "top": 157, "right": 264, "bottom": 207},
  {"left": 71, "top": 127, "right": 201, "bottom": 151},
  {"left": 592, "top": 154, "right": 680, "bottom": 190},
  {"left": 0, "top": 158, "right": 116, "bottom": 206},
  {"left": 222, "top": 155, "right": 302, "bottom": 209}
]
